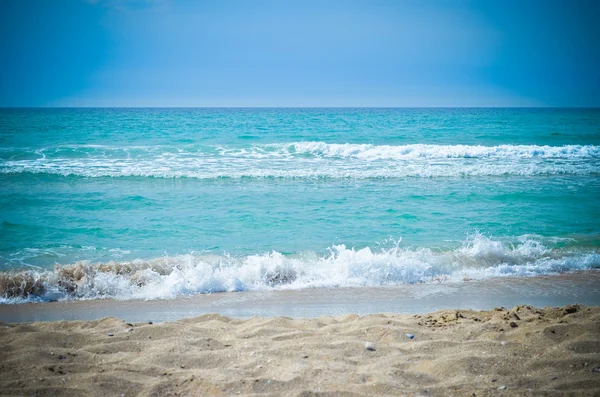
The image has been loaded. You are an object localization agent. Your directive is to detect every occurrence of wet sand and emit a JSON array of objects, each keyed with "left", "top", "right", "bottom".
[
  {"left": 2, "top": 272, "right": 600, "bottom": 323},
  {"left": 1, "top": 304, "right": 600, "bottom": 396}
]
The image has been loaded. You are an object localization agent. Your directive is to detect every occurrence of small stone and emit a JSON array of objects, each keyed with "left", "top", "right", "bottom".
[
  {"left": 501, "top": 341, "right": 507, "bottom": 346},
  {"left": 126, "top": 323, "right": 133, "bottom": 327},
  {"left": 365, "top": 342, "right": 376, "bottom": 351},
  {"left": 498, "top": 385, "right": 507, "bottom": 390},
  {"left": 405, "top": 333, "right": 415, "bottom": 339},
  {"left": 148, "top": 321, "right": 153, "bottom": 325},
  {"left": 107, "top": 333, "right": 114, "bottom": 337},
  {"left": 180, "top": 365, "right": 185, "bottom": 369},
  {"left": 551, "top": 376, "right": 558, "bottom": 380},
  {"left": 509, "top": 322, "right": 518, "bottom": 328}
]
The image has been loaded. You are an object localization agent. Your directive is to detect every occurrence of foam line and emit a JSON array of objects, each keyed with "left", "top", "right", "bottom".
[{"left": 1, "top": 234, "right": 598, "bottom": 303}]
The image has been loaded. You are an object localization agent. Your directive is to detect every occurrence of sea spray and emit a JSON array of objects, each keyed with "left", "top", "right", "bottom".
[{"left": 1, "top": 234, "right": 598, "bottom": 303}]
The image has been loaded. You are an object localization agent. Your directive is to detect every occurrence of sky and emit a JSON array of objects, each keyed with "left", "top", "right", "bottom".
[{"left": 0, "top": 0, "right": 599, "bottom": 107}]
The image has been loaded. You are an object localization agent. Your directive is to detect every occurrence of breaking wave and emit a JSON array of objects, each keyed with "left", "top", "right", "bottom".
[
  {"left": 0, "top": 143, "right": 598, "bottom": 178},
  {"left": 280, "top": 142, "right": 600, "bottom": 159},
  {"left": 1, "top": 234, "right": 598, "bottom": 303}
]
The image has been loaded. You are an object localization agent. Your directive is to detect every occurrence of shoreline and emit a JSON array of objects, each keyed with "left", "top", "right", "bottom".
[
  {"left": 1, "top": 304, "right": 599, "bottom": 396},
  {"left": 2, "top": 272, "right": 600, "bottom": 395},
  {"left": 1, "top": 271, "right": 600, "bottom": 323}
]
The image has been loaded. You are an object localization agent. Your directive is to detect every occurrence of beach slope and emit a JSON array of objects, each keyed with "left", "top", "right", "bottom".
[{"left": 1, "top": 305, "right": 600, "bottom": 396}]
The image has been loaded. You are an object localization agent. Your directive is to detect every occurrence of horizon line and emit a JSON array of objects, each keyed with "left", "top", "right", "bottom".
[{"left": 2, "top": 106, "right": 599, "bottom": 110}]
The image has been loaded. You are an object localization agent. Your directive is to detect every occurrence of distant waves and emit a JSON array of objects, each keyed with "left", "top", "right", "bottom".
[{"left": 1, "top": 143, "right": 599, "bottom": 179}]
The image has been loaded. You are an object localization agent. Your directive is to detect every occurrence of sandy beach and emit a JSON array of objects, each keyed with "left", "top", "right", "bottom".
[{"left": 2, "top": 304, "right": 599, "bottom": 396}]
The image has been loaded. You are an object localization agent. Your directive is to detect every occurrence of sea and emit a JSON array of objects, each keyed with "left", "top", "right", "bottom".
[{"left": 1, "top": 108, "right": 599, "bottom": 304}]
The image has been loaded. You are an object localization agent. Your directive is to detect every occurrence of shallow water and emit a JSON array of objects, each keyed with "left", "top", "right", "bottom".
[
  {"left": 1, "top": 108, "right": 599, "bottom": 302},
  {"left": 1, "top": 272, "right": 599, "bottom": 322}
]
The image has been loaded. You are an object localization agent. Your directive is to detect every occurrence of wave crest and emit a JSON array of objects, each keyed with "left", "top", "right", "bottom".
[
  {"left": 285, "top": 142, "right": 600, "bottom": 160},
  {"left": 1, "top": 143, "right": 598, "bottom": 179},
  {"left": 1, "top": 234, "right": 598, "bottom": 303}
]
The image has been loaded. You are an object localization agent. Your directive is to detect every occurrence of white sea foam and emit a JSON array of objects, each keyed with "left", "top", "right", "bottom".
[
  {"left": 0, "top": 143, "right": 598, "bottom": 178},
  {"left": 1, "top": 234, "right": 598, "bottom": 303},
  {"left": 282, "top": 142, "right": 600, "bottom": 160}
]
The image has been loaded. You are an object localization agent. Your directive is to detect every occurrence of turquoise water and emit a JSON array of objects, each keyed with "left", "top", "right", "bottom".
[{"left": 1, "top": 108, "right": 599, "bottom": 301}]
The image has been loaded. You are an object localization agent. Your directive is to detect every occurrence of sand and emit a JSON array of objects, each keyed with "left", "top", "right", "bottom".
[
  {"left": 1, "top": 305, "right": 599, "bottom": 396},
  {"left": 3, "top": 272, "right": 600, "bottom": 323}
]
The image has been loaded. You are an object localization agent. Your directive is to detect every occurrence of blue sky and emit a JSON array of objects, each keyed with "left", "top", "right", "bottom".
[{"left": 1, "top": 0, "right": 599, "bottom": 107}]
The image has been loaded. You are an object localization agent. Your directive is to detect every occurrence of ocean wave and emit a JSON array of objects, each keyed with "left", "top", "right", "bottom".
[
  {"left": 1, "top": 234, "right": 598, "bottom": 303},
  {"left": 0, "top": 143, "right": 599, "bottom": 179},
  {"left": 280, "top": 142, "right": 600, "bottom": 160}
]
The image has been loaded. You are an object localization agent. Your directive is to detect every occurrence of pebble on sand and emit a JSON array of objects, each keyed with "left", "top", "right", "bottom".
[
  {"left": 498, "top": 385, "right": 507, "bottom": 390},
  {"left": 406, "top": 333, "right": 415, "bottom": 339},
  {"left": 365, "top": 342, "right": 376, "bottom": 351},
  {"left": 107, "top": 333, "right": 114, "bottom": 337}
]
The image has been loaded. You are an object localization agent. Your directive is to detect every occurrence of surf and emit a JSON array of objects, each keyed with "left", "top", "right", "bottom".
[
  {"left": 1, "top": 234, "right": 598, "bottom": 303},
  {"left": 1, "top": 143, "right": 598, "bottom": 179}
]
